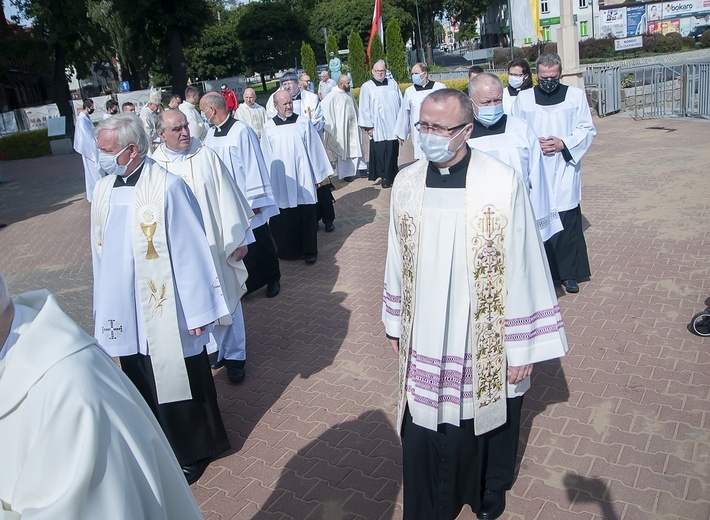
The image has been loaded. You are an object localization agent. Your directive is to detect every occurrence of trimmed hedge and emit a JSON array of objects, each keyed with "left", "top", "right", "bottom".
[{"left": 0, "top": 129, "right": 52, "bottom": 160}]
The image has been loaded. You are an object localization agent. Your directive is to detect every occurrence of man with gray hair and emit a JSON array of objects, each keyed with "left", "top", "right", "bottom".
[
  {"left": 395, "top": 62, "right": 446, "bottom": 160},
  {"left": 91, "top": 114, "right": 231, "bottom": 484},
  {"left": 467, "top": 73, "right": 562, "bottom": 243},
  {"left": 510, "top": 53, "right": 596, "bottom": 294},
  {"left": 318, "top": 69, "right": 336, "bottom": 100},
  {"left": 359, "top": 59, "right": 402, "bottom": 188},
  {"left": 0, "top": 273, "right": 204, "bottom": 518},
  {"left": 265, "top": 70, "right": 324, "bottom": 134}
]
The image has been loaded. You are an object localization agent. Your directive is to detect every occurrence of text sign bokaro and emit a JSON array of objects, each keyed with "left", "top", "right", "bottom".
[{"left": 615, "top": 36, "right": 644, "bottom": 51}]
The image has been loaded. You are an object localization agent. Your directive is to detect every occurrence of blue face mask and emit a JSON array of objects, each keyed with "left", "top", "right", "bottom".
[
  {"left": 411, "top": 73, "right": 423, "bottom": 86},
  {"left": 473, "top": 102, "right": 504, "bottom": 126},
  {"left": 418, "top": 126, "right": 468, "bottom": 164}
]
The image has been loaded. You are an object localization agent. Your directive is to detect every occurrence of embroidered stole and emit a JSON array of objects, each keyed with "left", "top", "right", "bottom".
[
  {"left": 93, "top": 166, "right": 192, "bottom": 404},
  {"left": 393, "top": 150, "right": 514, "bottom": 435}
]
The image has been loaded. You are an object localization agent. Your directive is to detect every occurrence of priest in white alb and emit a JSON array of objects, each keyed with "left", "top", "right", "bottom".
[
  {"left": 139, "top": 89, "right": 161, "bottom": 147},
  {"left": 261, "top": 90, "right": 332, "bottom": 264},
  {"left": 91, "top": 114, "right": 231, "bottom": 485},
  {"left": 179, "top": 86, "right": 208, "bottom": 141},
  {"left": 322, "top": 74, "right": 366, "bottom": 183},
  {"left": 382, "top": 90, "right": 567, "bottom": 520},
  {"left": 467, "top": 73, "right": 562, "bottom": 242},
  {"left": 510, "top": 53, "right": 596, "bottom": 294},
  {"left": 394, "top": 62, "right": 446, "bottom": 160},
  {"left": 265, "top": 71, "right": 324, "bottom": 134},
  {"left": 358, "top": 60, "right": 402, "bottom": 188},
  {"left": 234, "top": 87, "right": 268, "bottom": 139},
  {"left": 202, "top": 92, "right": 282, "bottom": 299},
  {"left": 74, "top": 99, "right": 102, "bottom": 202},
  {"left": 152, "top": 109, "right": 255, "bottom": 385},
  {"left": 0, "top": 274, "right": 203, "bottom": 520}
]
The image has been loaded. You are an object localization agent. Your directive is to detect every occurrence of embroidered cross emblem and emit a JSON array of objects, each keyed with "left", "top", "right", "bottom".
[
  {"left": 102, "top": 319, "right": 123, "bottom": 340},
  {"left": 482, "top": 206, "right": 497, "bottom": 238},
  {"left": 305, "top": 107, "right": 313, "bottom": 119}
]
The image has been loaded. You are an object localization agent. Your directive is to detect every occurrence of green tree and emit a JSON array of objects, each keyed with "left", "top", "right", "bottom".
[
  {"left": 326, "top": 31, "right": 338, "bottom": 57},
  {"left": 301, "top": 41, "right": 317, "bottom": 83},
  {"left": 235, "top": 1, "right": 307, "bottom": 91},
  {"left": 186, "top": 6, "right": 245, "bottom": 80},
  {"left": 348, "top": 29, "right": 367, "bottom": 87},
  {"left": 385, "top": 18, "right": 407, "bottom": 83},
  {"left": 368, "top": 32, "right": 385, "bottom": 69}
]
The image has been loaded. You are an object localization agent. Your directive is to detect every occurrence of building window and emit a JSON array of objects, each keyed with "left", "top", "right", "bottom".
[
  {"left": 524, "top": 37, "right": 533, "bottom": 44},
  {"left": 541, "top": 0, "right": 549, "bottom": 14},
  {"left": 580, "top": 20, "right": 588, "bottom": 36},
  {"left": 542, "top": 26, "right": 551, "bottom": 40},
  {"left": 579, "top": 0, "right": 588, "bottom": 8}
]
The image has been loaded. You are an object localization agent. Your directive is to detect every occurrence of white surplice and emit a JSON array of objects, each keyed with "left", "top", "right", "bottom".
[
  {"left": 178, "top": 101, "right": 208, "bottom": 141},
  {"left": 358, "top": 79, "right": 402, "bottom": 142},
  {"left": 467, "top": 115, "right": 562, "bottom": 242},
  {"left": 234, "top": 102, "right": 268, "bottom": 139},
  {"left": 73, "top": 111, "right": 102, "bottom": 202},
  {"left": 510, "top": 86, "right": 596, "bottom": 212},
  {"left": 382, "top": 151, "right": 568, "bottom": 434},
  {"left": 91, "top": 159, "right": 229, "bottom": 363},
  {"left": 394, "top": 81, "right": 446, "bottom": 159},
  {"left": 203, "top": 117, "right": 279, "bottom": 229},
  {"left": 139, "top": 106, "right": 159, "bottom": 143},
  {"left": 261, "top": 115, "right": 332, "bottom": 209},
  {"left": 0, "top": 290, "right": 203, "bottom": 520},
  {"left": 321, "top": 87, "right": 365, "bottom": 180}
]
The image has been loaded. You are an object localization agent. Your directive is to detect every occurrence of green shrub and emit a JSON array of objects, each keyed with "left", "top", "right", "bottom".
[
  {"left": 580, "top": 38, "right": 615, "bottom": 59},
  {"left": 369, "top": 35, "right": 385, "bottom": 69},
  {"left": 659, "top": 32, "right": 683, "bottom": 52},
  {"left": 348, "top": 30, "right": 368, "bottom": 88},
  {"left": 385, "top": 19, "right": 408, "bottom": 83},
  {"left": 643, "top": 33, "right": 663, "bottom": 53},
  {"left": 0, "top": 129, "right": 52, "bottom": 160},
  {"left": 300, "top": 42, "right": 317, "bottom": 84},
  {"left": 701, "top": 29, "right": 710, "bottom": 48}
]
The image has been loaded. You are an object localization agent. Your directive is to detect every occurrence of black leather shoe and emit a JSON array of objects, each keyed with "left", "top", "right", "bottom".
[
  {"left": 478, "top": 489, "right": 506, "bottom": 519},
  {"left": 182, "top": 458, "right": 210, "bottom": 485},
  {"left": 563, "top": 279, "right": 580, "bottom": 293},
  {"left": 209, "top": 352, "right": 224, "bottom": 370},
  {"left": 266, "top": 280, "right": 280, "bottom": 298},
  {"left": 381, "top": 182, "right": 391, "bottom": 189},
  {"left": 324, "top": 221, "right": 335, "bottom": 232},
  {"left": 225, "top": 359, "right": 245, "bottom": 384},
  {"left": 305, "top": 255, "right": 317, "bottom": 264},
  {"left": 343, "top": 176, "right": 355, "bottom": 182}
]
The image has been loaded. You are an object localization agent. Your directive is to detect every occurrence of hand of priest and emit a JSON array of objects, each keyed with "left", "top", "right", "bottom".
[
  {"left": 388, "top": 338, "right": 399, "bottom": 355},
  {"left": 508, "top": 364, "right": 533, "bottom": 384},
  {"left": 539, "top": 136, "right": 564, "bottom": 155},
  {"left": 232, "top": 246, "right": 249, "bottom": 262},
  {"left": 189, "top": 325, "right": 207, "bottom": 336}
]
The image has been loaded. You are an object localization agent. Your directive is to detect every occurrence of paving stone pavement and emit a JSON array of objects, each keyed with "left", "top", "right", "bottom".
[{"left": 0, "top": 114, "right": 708, "bottom": 520}]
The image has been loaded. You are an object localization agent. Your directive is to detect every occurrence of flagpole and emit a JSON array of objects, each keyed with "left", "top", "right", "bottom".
[{"left": 414, "top": 0, "right": 425, "bottom": 63}]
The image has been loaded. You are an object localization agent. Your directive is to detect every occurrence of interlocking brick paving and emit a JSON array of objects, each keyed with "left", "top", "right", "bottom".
[{"left": 0, "top": 115, "right": 708, "bottom": 520}]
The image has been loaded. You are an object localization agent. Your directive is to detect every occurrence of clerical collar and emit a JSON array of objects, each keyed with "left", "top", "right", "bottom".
[
  {"left": 372, "top": 77, "right": 388, "bottom": 86},
  {"left": 273, "top": 113, "right": 299, "bottom": 125},
  {"left": 213, "top": 115, "right": 237, "bottom": 137},
  {"left": 114, "top": 160, "right": 146, "bottom": 187},
  {"left": 292, "top": 92, "right": 302, "bottom": 101},
  {"left": 163, "top": 146, "right": 189, "bottom": 162},
  {"left": 534, "top": 84, "right": 569, "bottom": 106},
  {"left": 507, "top": 85, "right": 520, "bottom": 97},
  {"left": 414, "top": 81, "right": 434, "bottom": 91},
  {"left": 470, "top": 114, "right": 508, "bottom": 138},
  {"left": 425, "top": 148, "right": 471, "bottom": 188}
]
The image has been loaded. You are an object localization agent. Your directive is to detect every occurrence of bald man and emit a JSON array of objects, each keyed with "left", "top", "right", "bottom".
[{"left": 234, "top": 87, "right": 269, "bottom": 139}]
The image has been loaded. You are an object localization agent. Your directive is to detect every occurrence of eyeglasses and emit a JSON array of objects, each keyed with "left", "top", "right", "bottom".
[
  {"left": 373, "top": 68, "right": 386, "bottom": 73},
  {"left": 415, "top": 121, "right": 468, "bottom": 136}
]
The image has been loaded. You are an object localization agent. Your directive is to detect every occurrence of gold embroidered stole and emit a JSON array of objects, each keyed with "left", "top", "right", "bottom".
[
  {"left": 93, "top": 165, "right": 191, "bottom": 404},
  {"left": 393, "top": 151, "right": 514, "bottom": 435}
]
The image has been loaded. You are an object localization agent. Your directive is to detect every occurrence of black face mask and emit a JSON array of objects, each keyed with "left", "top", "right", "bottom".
[
  {"left": 87, "top": 107, "right": 95, "bottom": 114},
  {"left": 538, "top": 78, "right": 560, "bottom": 93}
]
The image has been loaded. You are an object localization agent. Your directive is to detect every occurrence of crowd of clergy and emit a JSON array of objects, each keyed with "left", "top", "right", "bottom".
[{"left": 27, "top": 51, "right": 598, "bottom": 519}]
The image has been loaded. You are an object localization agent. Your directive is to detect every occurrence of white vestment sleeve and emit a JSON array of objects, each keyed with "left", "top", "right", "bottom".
[
  {"left": 358, "top": 83, "right": 374, "bottom": 129},
  {"left": 305, "top": 121, "right": 333, "bottom": 184},
  {"left": 382, "top": 197, "right": 403, "bottom": 338},
  {"left": 525, "top": 121, "right": 563, "bottom": 242},
  {"left": 561, "top": 89, "right": 596, "bottom": 165},
  {"left": 310, "top": 96, "right": 325, "bottom": 134},
  {"left": 394, "top": 90, "right": 411, "bottom": 141},
  {"left": 503, "top": 172, "right": 568, "bottom": 366},
  {"left": 165, "top": 178, "right": 229, "bottom": 330}
]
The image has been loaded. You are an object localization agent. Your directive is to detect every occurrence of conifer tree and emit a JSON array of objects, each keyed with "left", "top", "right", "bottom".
[
  {"left": 369, "top": 34, "right": 385, "bottom": 70},
  {"left": 385, "top": 18, "right": 408, "bottom": 83},
  {"left": 348, "top": 29, "right": 368, "bottom": 87},
  {"left": 300, "top": 41, "right": 317, "bottom": 83}
]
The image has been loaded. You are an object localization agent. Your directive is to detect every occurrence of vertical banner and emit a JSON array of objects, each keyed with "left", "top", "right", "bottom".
[
  {"left": 367, "top": 0, "right": 383, "bottom": 63},
  {"left": 626, "top": 6, "right": 647, "bottom": 35},
  {"left": 512, "top": 0, "right": 537, "bottom": 42}
]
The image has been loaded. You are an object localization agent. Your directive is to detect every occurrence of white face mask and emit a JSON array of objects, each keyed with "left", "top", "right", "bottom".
[
  {"left": 418, "top": 126, "right": 468, "bottom": 164},
  {"left": 98, "top": 145, "right": 129, "bottom": 176},
  {"left": 508, "top": 75, "right": 525, "bottom": 89}
]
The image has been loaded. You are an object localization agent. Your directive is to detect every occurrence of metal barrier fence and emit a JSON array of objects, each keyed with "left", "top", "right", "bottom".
[{"left": 585, "top": 61, "right": 710, "bottom": 120}]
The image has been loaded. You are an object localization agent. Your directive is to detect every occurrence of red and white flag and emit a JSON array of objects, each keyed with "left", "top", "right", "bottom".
[{"left": 367, "top": 0, "right": 383, "bottom": 64}]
